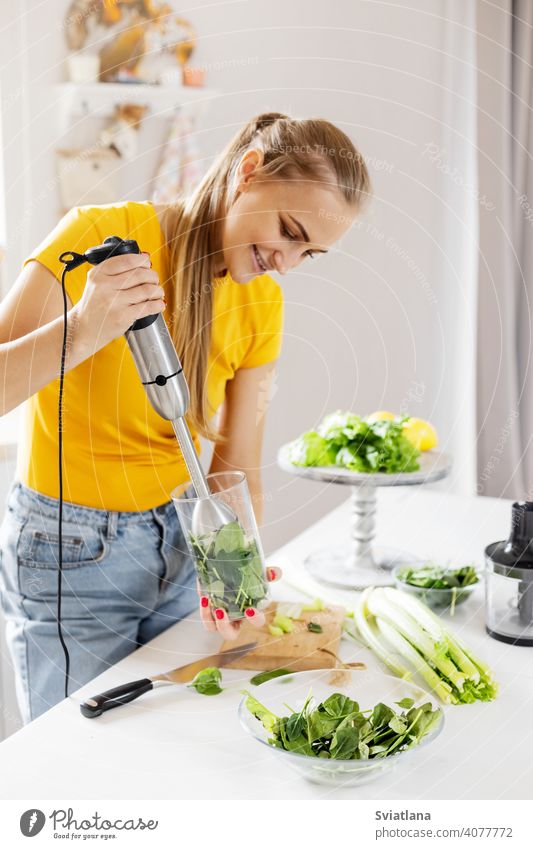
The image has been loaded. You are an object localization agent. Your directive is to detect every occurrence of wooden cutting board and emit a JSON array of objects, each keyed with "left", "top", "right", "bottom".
[{"left": 221, "top": 601, "right": 346, "bottom": 671}]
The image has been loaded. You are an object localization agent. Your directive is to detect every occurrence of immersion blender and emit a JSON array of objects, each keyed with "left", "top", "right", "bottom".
[{"left": 72, "top": 235, "right": 236, "bottom": 534}]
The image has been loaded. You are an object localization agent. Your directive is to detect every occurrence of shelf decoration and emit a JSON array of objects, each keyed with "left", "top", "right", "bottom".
[
  {"left": 56, "top": 146, "right": 120, "bottom": 211},
  {"left": 64, "top": 1, "right": 197, "bottom": 85},
  {"left": 151, "top": 109, "right": 203, "bottom": 203},
  {"left": 98, "top": 103, "right": 148, "bottom": 160}
]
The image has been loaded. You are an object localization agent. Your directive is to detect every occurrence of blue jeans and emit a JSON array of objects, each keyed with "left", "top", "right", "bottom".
[{"left": 0, "top": 481, "right": 198, "bottom": 724}]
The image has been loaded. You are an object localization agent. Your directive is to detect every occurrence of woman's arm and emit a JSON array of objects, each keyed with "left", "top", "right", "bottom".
[
  {"left": 0, "top": 262, "right": 90, "bottom": 415},
  {"left": 208, "top": 361, "right": 278, "bottom": 525},
  {"left": 0, "top": 256, "right": 164, "bottom": 415}
]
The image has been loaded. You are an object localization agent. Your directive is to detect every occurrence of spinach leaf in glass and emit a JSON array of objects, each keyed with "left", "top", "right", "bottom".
[{"left": 189, "top": 521, "right": 268, "bottom": 618}]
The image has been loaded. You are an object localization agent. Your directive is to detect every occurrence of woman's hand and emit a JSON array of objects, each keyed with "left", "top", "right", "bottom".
[
  {"left": 198, "top": 566, "right": 282, "bottom": 640},
  {"left": 71, "top": 251, "right": 166, "bottom": 356}
]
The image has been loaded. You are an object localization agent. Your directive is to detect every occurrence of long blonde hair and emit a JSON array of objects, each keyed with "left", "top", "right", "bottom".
[{"left": 160, "top": 112, "right": 371, "bottom": 440}]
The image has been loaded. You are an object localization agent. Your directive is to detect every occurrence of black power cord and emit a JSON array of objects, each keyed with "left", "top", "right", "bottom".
[
  {"left": 58, "top": 264, "right": 71, "bottom": 697},
  {"left": 56, "top": 238, "right": 141, "bottom": 699},
  {"left": 57, "top": 253, "right": 87, "bottom": 698}
]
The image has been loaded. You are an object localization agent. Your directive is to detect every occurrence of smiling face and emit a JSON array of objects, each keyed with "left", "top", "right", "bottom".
[{"left": 218, "top": 150, "right": 355, "bottom": 283}]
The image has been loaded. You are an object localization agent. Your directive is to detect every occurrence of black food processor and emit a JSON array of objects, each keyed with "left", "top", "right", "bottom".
[{"left": 485, "top": 501, "right": 533, "bottom": 646}]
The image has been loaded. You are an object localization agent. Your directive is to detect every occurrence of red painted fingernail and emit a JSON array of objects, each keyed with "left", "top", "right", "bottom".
[
  {"left": 200, "top": 596, "right": 209, "bottom": 608},
  {"left": 215, "top": 608, "right": 225, "bottom": 620},
  {"left": 245, "top": 608, "right": 255, "bottom": 617},
  {"left": 268, "top": 568, "right": 276, "bottom": 581}
]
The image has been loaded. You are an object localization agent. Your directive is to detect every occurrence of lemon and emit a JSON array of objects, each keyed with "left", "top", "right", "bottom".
[
  {"left": 366, "top": 410, "right": 395, "bottom": 423},
  {"left": 402, "top": 418, "right": 438, "bottom": 451}
]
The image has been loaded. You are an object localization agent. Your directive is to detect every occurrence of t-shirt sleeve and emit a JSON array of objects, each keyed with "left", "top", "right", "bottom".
[
  {"left": 22, "top": 206, "right": 107, "bottom": 306},
  {"left": 239, "top": 281, "right": 284, "bottom": 369}
]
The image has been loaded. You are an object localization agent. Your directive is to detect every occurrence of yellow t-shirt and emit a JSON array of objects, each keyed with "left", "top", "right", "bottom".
[{"left": 16, "top": 201, "right": 284, "bottom": 511}]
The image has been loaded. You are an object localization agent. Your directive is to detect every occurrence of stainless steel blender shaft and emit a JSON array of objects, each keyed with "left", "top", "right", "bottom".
[
  {"left": 125, "top": 313, "right": 236, "bottom": 533},
  {"left": 171, "top": 417, "right": 210, "bottom": 500}
]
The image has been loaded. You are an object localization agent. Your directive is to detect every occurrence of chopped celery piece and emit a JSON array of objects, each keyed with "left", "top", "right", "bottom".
[
  {"left": 302, "top": 598, "right": 325, "bottom": 612},
  {"left": 276, "top": 602, "right": 303, "bottom": 619},
  {"left": 272, "top": 613, "right": 294, "bottom": 634}
]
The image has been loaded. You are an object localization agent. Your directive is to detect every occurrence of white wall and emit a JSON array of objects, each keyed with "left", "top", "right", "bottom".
[{"left": 186, "top": 0, "right": 478, "bottom": 550}]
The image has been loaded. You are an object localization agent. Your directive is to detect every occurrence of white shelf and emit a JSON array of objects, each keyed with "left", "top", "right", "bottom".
[{"left": 54, "top": 81, "right": 216, "bottom": 128}]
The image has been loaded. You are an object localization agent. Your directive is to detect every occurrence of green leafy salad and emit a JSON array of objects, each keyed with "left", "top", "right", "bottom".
[
  {"left": 396, "top": 563, "right": 479, "bottom": 590},
  {"left": 395, "top": 563, "right": 480, "bottom": 614},
  {"left": 287, "top": 411, "right": 420, "bottom": 474},
  {"left": 244, "top": 690, "right": 441, "bottom": 760},
  {"left": 189, "top": 521, "right": 268, "bottom": 619}
]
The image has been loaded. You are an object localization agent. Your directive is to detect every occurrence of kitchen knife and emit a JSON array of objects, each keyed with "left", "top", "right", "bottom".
[{"left": 79, "top": 641, "right": 257, "bottom": 719}]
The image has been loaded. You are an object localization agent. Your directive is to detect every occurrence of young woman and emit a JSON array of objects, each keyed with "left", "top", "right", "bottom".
[{"left": 0, "top": 112, "right": 370, "bottom": 722}]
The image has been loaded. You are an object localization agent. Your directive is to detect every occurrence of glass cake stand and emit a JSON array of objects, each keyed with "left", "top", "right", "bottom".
[{"left": 277, "top": 446, "right": 452, "bottom": 590}]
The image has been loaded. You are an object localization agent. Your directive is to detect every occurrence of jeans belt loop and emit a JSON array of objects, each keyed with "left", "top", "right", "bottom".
[{"left": 106, "top": 511, "right": 119, "bottom": 540}]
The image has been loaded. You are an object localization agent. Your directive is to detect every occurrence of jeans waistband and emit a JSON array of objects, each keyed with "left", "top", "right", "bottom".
[{"left": 8, "top": 481, "right": 176, "bottom": 528}]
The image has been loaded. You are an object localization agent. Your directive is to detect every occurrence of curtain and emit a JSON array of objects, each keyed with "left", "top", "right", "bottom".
[{"left": 477, "top": 0, "right": 533, "bottom": 498}]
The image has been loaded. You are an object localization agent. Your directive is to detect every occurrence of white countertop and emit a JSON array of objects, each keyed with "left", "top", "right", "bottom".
[{"left": 0, "top": 487, "right": 531, "bottom": 800}]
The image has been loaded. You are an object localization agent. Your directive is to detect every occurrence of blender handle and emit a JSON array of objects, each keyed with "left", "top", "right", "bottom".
[{"left": 83, "top": 236, "right": 159, "bottom": 331}]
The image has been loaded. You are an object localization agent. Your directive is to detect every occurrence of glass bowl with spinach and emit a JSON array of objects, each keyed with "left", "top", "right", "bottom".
[
  {"left": 172, "top": 471, "right": 268, "bottom": 621},
  {"left": 393, "top": 561, "right": 481, "bottom": 614},
  {"left": 239, "top": 668, "right": 443, "bottom": 787}
]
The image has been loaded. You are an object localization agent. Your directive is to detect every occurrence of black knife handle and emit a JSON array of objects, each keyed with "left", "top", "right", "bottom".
[{"left": 80, "top": 678, "right": 154, "bottom": 718}]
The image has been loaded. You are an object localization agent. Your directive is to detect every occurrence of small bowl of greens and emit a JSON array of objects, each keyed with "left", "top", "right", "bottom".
[
  {"left": 239, "top": 668, "right": 444, "bottom": 787},
  {"left": 393, "top": 561, "right": 481, "bottom": 614}
]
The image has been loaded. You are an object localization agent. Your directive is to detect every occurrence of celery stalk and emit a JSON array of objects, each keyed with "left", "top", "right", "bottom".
[
  {"left": 367, "top": 589, "right": 466, "bottom": 691},
  {"left": 376, "top": 618, "right": 454, "bottom": 704},
  {"left": 382, "top": 587, "right": 447, "bottom": 642},
  {"left": 445, "top": 638, "right": 481, "bottom": 684},
  {"left": 354, "top": 588, "right": 496, "bottom": 704},
  {"left": 353, "top": 589, "right": 413, "bottom": 680},
  {"left": 384, "top": 587, "right": 493, "bottom": 686},
  {"left": 452, "top": 633, "right": 496, "bottom": 683}
]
